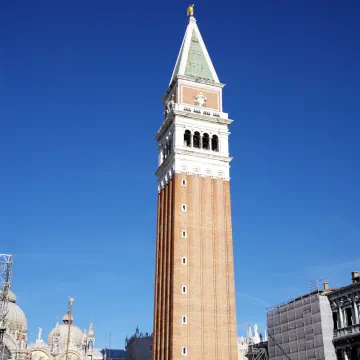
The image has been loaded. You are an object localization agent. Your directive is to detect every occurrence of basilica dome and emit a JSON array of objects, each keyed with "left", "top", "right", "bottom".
[
  {"left": 48, "top": 318, "right": 84, "bottom": 350},
  {"left": 1, "top": 290, "right": 28, "bottom": 333}
]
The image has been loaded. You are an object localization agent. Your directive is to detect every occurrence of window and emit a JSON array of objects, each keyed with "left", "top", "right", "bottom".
[
  {"left": 182, "top": 257, "right": 187, "bottom": 265},
  {"left": 164, "top": 138, "right": 172, "bottom": 158},
  {"left": 182, "top": 316, "right": 187, "bottom": 324},
  {"left": 211, "top": 135, "right": 219, "bottom": 151},
  {"left": 168, "top": 135, "right": 172, "bottom": 152},
  {"left": 182, "top": 179, "right": 187, "bottom": 186},
  {"left": 182, "top": 230, "right": 187, "bottom": 238},
  {"left": 181, "top": 204, "right": 187, "bottom": 212},
  {"left": 345, "top": 308, "right": 353, "bottom": 326},
  {"left": 202, "top": 133, "right": 210, "bottom": 150},
  {"left": 184, "top": 130, "right": 191, "bottom": 147},
  {"left": 182, "top": 347, "right": 187, "bottom": 356},
  {"left": 182, "top": 285, "right": 187, "bottom": 294},
  {"left": 193, "top": 131, "right": 200, "bottom": 148},
  {"left": 333, "top": 312, "right": 338, "bottom": 330}
]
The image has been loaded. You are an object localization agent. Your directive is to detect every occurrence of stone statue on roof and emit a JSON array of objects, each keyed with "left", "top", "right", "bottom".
[{"left": 38, "top": 327, "right": 43, "bottom": 341}]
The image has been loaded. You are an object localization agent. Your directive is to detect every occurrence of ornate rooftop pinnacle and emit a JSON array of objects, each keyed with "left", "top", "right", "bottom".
[
  {"left": 88, "top": 321, "right": 94, "bottom": 338},
  {"left": 63, "top": 297, "right": 74, "bottom": 324},
  {"left": 54, "top": 319, "right": 60, "bottom": 336},
  {"left": 187, "top": 4, "right": 194, "bottom": 17}
]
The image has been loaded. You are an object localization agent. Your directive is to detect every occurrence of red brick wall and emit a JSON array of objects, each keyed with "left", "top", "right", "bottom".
[{"left": 153, "top": 174, "right": 237, "bottom": 360}]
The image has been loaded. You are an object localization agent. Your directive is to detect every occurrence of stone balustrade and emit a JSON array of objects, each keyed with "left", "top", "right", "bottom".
[{"left": 334, "top": 324, "right": 360, "bottom": 339}]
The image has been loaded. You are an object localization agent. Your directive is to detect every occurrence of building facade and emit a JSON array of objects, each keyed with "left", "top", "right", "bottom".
[
  {"left": 152, "top": 6, "right": 238, "bottom": 360},
  {"left": 266, "top": 273, "right": 360, "bottom": 360},
  {"left": 237, "top": 325, "right": 267, "bottom": 360},
  {"left": 327, "top": 272, "right": 360, "bottom": 360},
  {"left": 267, "top": 290, "right": 336, "bottom": 360},
  {"left": 102, "top": 349, "right": 126, "bottom": 360},
  {"left": 125, "top": 328, "right": 152, "bottom": 360},
  {"left": 0, "top": 292, "right": 102, "bottom": 360},
  {"left": 27, "top": 299, "right": 102, "bottom": 360},
  {"left": 0, "top": 290, "right": 28, "bottom": 360}
]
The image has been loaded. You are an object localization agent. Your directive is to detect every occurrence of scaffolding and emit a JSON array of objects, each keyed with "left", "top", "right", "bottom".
[
  {"left": 246, "top": 341, "right": 269, "bottom": 360},
  {"left": 0, "top": 254, "right": 13, "bottom": 360},
  {"left": 308, "top": 278, "right": 327, "bottom": 294},
  {"left": 266, "top": 278, "right": 335, "bottom": 360}
]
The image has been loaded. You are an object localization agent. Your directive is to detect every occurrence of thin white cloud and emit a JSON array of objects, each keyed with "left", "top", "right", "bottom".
[{"left": 236, "top": 292, "right": 271, "bottom": 307}]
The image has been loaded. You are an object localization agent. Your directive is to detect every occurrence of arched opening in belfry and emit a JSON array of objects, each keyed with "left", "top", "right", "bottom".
[
  {"left": 211, "top": 135, "right": 219, "bottom": 152},
  {"left": 184, "top": 130, "right": 191, "bottom": 147},
  {"left": 168, "top": 136, "right": 172, "bottom": 153},
  {"left": 193, "top": 131, "right": 200, "bottom": 148},
  {"left": 202, "top": 133, "right": 209, "bottom": 150}
]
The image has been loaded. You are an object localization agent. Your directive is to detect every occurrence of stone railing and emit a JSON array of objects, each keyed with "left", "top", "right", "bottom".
[
  {"left": 334, "top": 324, "right": 360, "bottom": 338},
  {"left": 174, "top": 103, "right": 228, "bottom": 120}
]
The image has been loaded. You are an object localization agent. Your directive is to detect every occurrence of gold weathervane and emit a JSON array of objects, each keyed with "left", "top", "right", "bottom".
[{"left": 187, "top": 4, "right": 194, "bottom": 17}]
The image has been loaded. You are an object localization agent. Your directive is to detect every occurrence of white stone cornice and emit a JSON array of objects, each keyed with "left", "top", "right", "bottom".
[
  {"left": 156, "top": 160, "right": 175, "bottom": 192},
  {"left": 156, "top": 151, "right": 230, "bottom": 192},
  {"left": 174, "top": 148, "right": 232, "bottom": 163},
  {"left": 155, "top": 107, "right": 232, "bottom": 141},
  {"left": 177, "top": 75, "right": 226, "bottom": 89},
  {"left": 173, "top": 109, "right": 233, "bottom": 124},
  {"left": 155, "top": 151, "right": 175, "bottom": 178},
  {"left": 155, "top": 116, "right": 174, "bottom": 141}
]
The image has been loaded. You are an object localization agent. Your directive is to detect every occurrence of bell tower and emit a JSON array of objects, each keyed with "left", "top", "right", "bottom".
[{"left": 153, "top": 8, "right": 238, "bottom": 360}]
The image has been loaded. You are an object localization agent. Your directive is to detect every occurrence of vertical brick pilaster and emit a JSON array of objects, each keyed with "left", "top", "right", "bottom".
[
  {"left": 153, "top": 193, "right": 161, "bottom": 360},
  {"left": 165, "top": 179, "right": 173, "bottom": 359}
]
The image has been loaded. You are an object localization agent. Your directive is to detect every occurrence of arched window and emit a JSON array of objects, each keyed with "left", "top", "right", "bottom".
[
  {"left": 193, "top": 131, "right": 200, "bottom": 148},
  {"left": 211, "top": 135, "right": 219, "bottom": 152},
  {"left": 184, "top": 130, "right": 191, "bottom": 147},
  {"left": 165, "top": 140, "right": 170, "bottom": 157},
  {"left": 202, "top": 133, "right": 209, "bottom": 150},
  {"left": 168, "top": 137, "right": 172, "bottom": 153}
]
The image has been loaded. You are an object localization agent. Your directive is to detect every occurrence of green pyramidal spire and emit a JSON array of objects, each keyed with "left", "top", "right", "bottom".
[
  {"left": 170, "top": 16, "right": 219, "bottom": 85},
  {"left": 184, "top": 31, "right": 214, "bottom": 80}
]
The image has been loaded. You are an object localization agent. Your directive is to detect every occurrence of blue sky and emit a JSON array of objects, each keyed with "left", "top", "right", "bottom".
[{"left": 1, "top": 0, "right": 360, "bottom": 349}]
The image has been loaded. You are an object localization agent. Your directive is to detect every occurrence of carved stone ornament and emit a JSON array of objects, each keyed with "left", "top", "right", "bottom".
[
  {"left": 341, "top": 297, "right": 352, "bottom": 306},
  {"left": 164, "top": 94, "right": 175, "bottom": 117},
  {"left": 194, "top": 91, "right": 207, "bottom": 107}
]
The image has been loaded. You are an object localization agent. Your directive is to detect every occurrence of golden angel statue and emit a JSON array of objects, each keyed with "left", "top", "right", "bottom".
[{"left": 187, "top": 4, "right": 194, "bottom": 17}]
